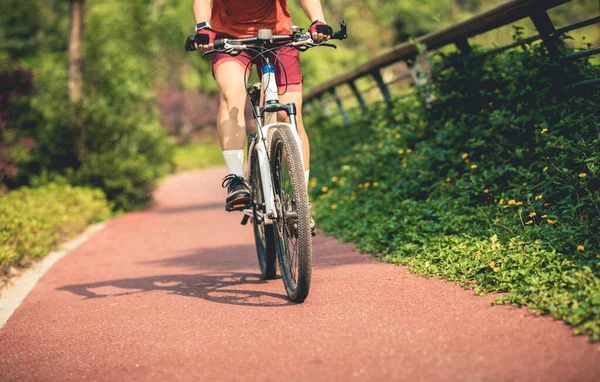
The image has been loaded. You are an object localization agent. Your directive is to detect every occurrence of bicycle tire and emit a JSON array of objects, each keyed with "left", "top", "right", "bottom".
[
  {"left": 270, "top": 126, "right": 312, "bottom": 303},
  {"left": 250, "top": 149, "right": 277, "bottom": 280}
]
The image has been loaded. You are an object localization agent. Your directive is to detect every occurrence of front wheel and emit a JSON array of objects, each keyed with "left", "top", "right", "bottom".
[
  {"left": 270, "top": 126, "right": 312, "bottom": 303},
  {"left": 250, "top": 150, "right": 277, "bottom": 280}
]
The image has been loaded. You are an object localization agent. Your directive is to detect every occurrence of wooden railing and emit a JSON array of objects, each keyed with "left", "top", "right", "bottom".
[{"left": 304, "top": 0, "right": 600, "bottom": 120}]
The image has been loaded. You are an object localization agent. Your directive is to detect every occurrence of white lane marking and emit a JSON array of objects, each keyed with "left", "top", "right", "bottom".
[{"left": 0, "top": 223, "right": 106, "bottom": 327}]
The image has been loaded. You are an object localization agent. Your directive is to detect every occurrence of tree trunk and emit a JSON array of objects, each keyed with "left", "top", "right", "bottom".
[
  {"left": 68, "top": 0, "right": 84, "bottom": 102},
  {"left": 68, "top": 0, "right": 85, "bottom": 162}
]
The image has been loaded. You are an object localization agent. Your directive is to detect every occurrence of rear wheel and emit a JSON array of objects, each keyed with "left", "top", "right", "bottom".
[
  {"left": 270, "top": 126, "right": 312, "bottom": 303},
  {"left": 251, "top": 150, "right": 277, "bottom": 280}
]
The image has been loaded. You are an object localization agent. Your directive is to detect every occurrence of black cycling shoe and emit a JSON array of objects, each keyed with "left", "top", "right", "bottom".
[{"left": 222, "top": 174, "right": 251, "bottom": 211}]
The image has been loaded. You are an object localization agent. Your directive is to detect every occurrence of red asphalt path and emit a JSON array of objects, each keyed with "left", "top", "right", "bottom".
[{"left": 1, "top": 168, "right": 599, "bottom": 381}]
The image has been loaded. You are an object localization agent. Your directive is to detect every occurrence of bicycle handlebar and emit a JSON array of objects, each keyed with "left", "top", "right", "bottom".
[{"left": 185, "top": 20, "right": 348, "bottom": 52}]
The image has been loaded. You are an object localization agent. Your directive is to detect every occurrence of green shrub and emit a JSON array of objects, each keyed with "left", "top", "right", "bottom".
[
  {"left": 307, "top": 40, "right": 600, "bottom": 340},
  {"left": 3, "top": 1, "right": 176, "bottom": 212},
  {"left": 0, "top": 183, "right": 110, "bottom": 272},
  {"left": 173, "top": 143, "right": 224, "bottom": 172}
]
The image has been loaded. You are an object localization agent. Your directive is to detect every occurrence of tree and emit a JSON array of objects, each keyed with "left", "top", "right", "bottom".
[{"left": 68, "top": 0, "right": 85, "bottom": 161}]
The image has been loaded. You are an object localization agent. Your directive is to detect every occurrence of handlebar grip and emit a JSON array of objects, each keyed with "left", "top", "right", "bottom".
[
  {"left": 332, "top": 20, "right": 347, "bottom": 40},
  {"left": 185, "top": 35, "right": 196, "bottom": 51},
  {"left": 214, "top": 39, "right": 226, "bottom": 49}
]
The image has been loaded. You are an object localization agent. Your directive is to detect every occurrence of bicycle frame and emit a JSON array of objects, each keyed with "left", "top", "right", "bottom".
[{"left": 244, "top": 55, "right": 305, "bottom": 222}]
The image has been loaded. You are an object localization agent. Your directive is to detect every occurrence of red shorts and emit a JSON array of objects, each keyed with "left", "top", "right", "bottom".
[{"left": 212, "top": 37, "right": 303, "bottom": 93}]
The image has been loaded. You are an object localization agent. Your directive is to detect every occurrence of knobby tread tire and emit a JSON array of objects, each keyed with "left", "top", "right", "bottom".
[
  {"left": 251, "top": 150, "right": 277, "bottom": 280},
  {"left": 270, "top": 126, "right": 312, "bottom": 303}
]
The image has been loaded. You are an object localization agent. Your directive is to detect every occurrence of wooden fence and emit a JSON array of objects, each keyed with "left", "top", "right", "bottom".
[{"left": 304, "top": 0, "right": 599, "bottom": 122}]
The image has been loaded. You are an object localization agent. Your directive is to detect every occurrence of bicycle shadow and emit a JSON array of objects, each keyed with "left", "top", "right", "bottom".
[{"left": 57, "top": 272, "right": 293, "bottom": 307}]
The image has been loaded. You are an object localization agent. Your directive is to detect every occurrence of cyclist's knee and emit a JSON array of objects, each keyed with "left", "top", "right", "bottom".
[
  {"left": 219, "top": 89, "right": 246, "bottom": 110},
  {"left": 277, "top": 111, "right": 290, "bottom": 122}
]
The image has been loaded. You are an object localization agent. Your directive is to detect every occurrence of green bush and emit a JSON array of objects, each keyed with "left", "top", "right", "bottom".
[
  {"left": 6, "top": 3, "right": 176, "bottom": 211},
  {"left": 307, "top": 40, "right": 600, "bottom": 340},
  {"left": 0, "top": 183, "right": 110, "bottom": 272},
  {"left": 173, "top": 143, "right": 224, "bottom": 172}
]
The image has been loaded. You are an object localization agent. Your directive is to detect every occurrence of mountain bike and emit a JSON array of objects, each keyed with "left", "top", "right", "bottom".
[{"left": 186, "top": 22, "right": 347, "bottom": 302}]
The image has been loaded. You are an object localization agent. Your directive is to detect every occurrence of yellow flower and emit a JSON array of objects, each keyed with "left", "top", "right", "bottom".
[
  {"left": 543, "top": 166, "right": 548, "bottom": 172},
  {"left": 364, "top": 182, "right": 371, "bottom": 188},
  {"left": 541, "top": 128, "right": 548, "bottom": 133},
  {"left": 577, "top": 245, "right": 584, "bottom": 251},
  {"left": 529, "top": 212, "right": 536, "bottom": 217},
  {"left": 398, "top": 149, "right": 404, "bottom": 154},
  {"left": 331, "top": 204, "right": 337, "bottom": 210},
  {"left": 395, "top": 133, "right": 401, "bottom": 139},
  {"left": 445, "top": 177, "right": 451, "bottom": 182},
  {"left": 309, "top": 178, "right": 317, "bottom": 188},
  {"left": 331, "top": 176, "right": 338, "bottom": 182},
  {"left": 483, "top": 189, "right": 489, "bottom": 193},
  {"left": 526, "top": 220, "right": 534, "bottom": 225},
  {"left": 373, "top": 182, "right": 380, "bottom": 187},
  {"left": 541, "top": 214, "right": 547, "bottom": 218},
  {"left": 406, "top": 149, "right": 413, "bottom": 153},
  {"left": 579, "top": 173, "right": 587, "bottom": 178},
  {"left": 499, "top": 199, "right": 504, "bottom": 204},
  {"left": 470, "top": 164, "right": 477, "bottom": 169},
  {"left": 516, "top": 202, "right": 523, "bottom": 206},
  {"left": 508, "top": 200, "right": 516, "bottom": 205},
  {"left": 596, "top": 254, "right": 600, "bottom": 259},
  {"left": 358, "top": 184, "right": 363, "bottom": 188},
  {"left": 462, "top": 153, "right": 468, "bottom": 159},
  {"left": 321, "top": 186, "right": 328, "bottom": 193},
  {"left": 547, "top": 219, "right": 556, "bottom": 225},
  {"left": 535, "top": 194, "right": 543, "bottom": 200}
]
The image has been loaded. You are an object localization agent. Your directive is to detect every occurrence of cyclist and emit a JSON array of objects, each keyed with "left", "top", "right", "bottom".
[{"left": 191, "top": 0, "right": 332, "bottom": 210}]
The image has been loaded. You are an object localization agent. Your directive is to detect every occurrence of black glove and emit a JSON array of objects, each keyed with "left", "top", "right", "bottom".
[{"left": 309, "top": 20, "right": 333, "bottom": 37}]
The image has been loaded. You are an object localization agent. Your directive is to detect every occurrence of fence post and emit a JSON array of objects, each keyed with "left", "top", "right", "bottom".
[
  {"left": 455, "top": 37, "right": 473, "bottom": 57},
  {"left": 328, "top": 88, "right": 350, "bottom": 126},
  {"left": 371, "top": 69, "right": 391, "bottom": 101},
  {"left": 348, "top": 80, "right": 367, "bottom": 111},
  {"left": 318, "top": 94, "right": 332, "bottom": 118},
  {"left": 529, "top": 9, "right": 561, "bottom": 59}
]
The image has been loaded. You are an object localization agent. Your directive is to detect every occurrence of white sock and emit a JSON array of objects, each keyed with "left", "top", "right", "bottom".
[
  {"left": 305, "top": 170, "right": 310, "bottom": 185},
  {"left": 223, "top": 150, "right": 244, "bottom": 177}
]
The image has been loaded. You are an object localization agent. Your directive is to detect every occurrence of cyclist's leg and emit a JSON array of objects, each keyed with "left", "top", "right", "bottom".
[
  {"left": 215, "top": 60, "right": 249, "bottom": 156},
  {"left": 214, "top": 56, "right": 252, "bottom": 207},
  {"left": 277, "top": 90, "right": 309, "bottom": 174},
  {"left": 270, "top": 47, "right": 308, "bottom": 175}
]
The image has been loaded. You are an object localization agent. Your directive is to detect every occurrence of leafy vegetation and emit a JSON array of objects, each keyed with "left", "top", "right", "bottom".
[
  {"left": 1, "top": 0, "right": 175, "bottom": 211},
  {"left": 0, "top": 184, "right": 110, "bottom": 272},
  {"left": 307, "top": 39, "right": 600, "bottom": 340},
  {"left": 174, "top": 143, "right": 224, "bottom": 172}
]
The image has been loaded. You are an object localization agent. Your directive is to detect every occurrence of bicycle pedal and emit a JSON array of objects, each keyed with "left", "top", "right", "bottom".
[{"left": 225, "top": 203, "right": 249, "bottom": 212}]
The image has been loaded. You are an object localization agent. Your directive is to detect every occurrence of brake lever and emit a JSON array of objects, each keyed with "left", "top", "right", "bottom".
[
  {"left": 319, "top": 42, "right": 337, "bottom": 49},
  {"left": 202, "top": 49, "right": 220, "bottom": 57}
]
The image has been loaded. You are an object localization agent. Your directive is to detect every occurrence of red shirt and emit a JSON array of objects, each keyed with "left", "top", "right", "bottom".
[{"left": 211, "top": 0, "right": 293, "bottom": 38}]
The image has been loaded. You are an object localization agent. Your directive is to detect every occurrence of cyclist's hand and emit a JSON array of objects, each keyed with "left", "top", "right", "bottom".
[
  {"left": 193, "top": 28, "right": 216, "bottom": 52},
  {"left": 308, "top": 20, "right": 332, "bottom": 43}
]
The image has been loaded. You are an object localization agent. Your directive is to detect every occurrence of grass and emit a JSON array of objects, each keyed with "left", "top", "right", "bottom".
[
  {"left": 173, "top": 143, "right": 224, "bottom": 172},
  {"left": 307, "top": 41, "right": 600, "bottom": 341},
  {"left": 0, "top": 184, "right": 110, "bottom": 273}
]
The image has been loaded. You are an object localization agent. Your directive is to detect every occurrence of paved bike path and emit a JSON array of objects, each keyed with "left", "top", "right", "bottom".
[{"left": 1, "top": 168, "right": 598, "bottom": 381}]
